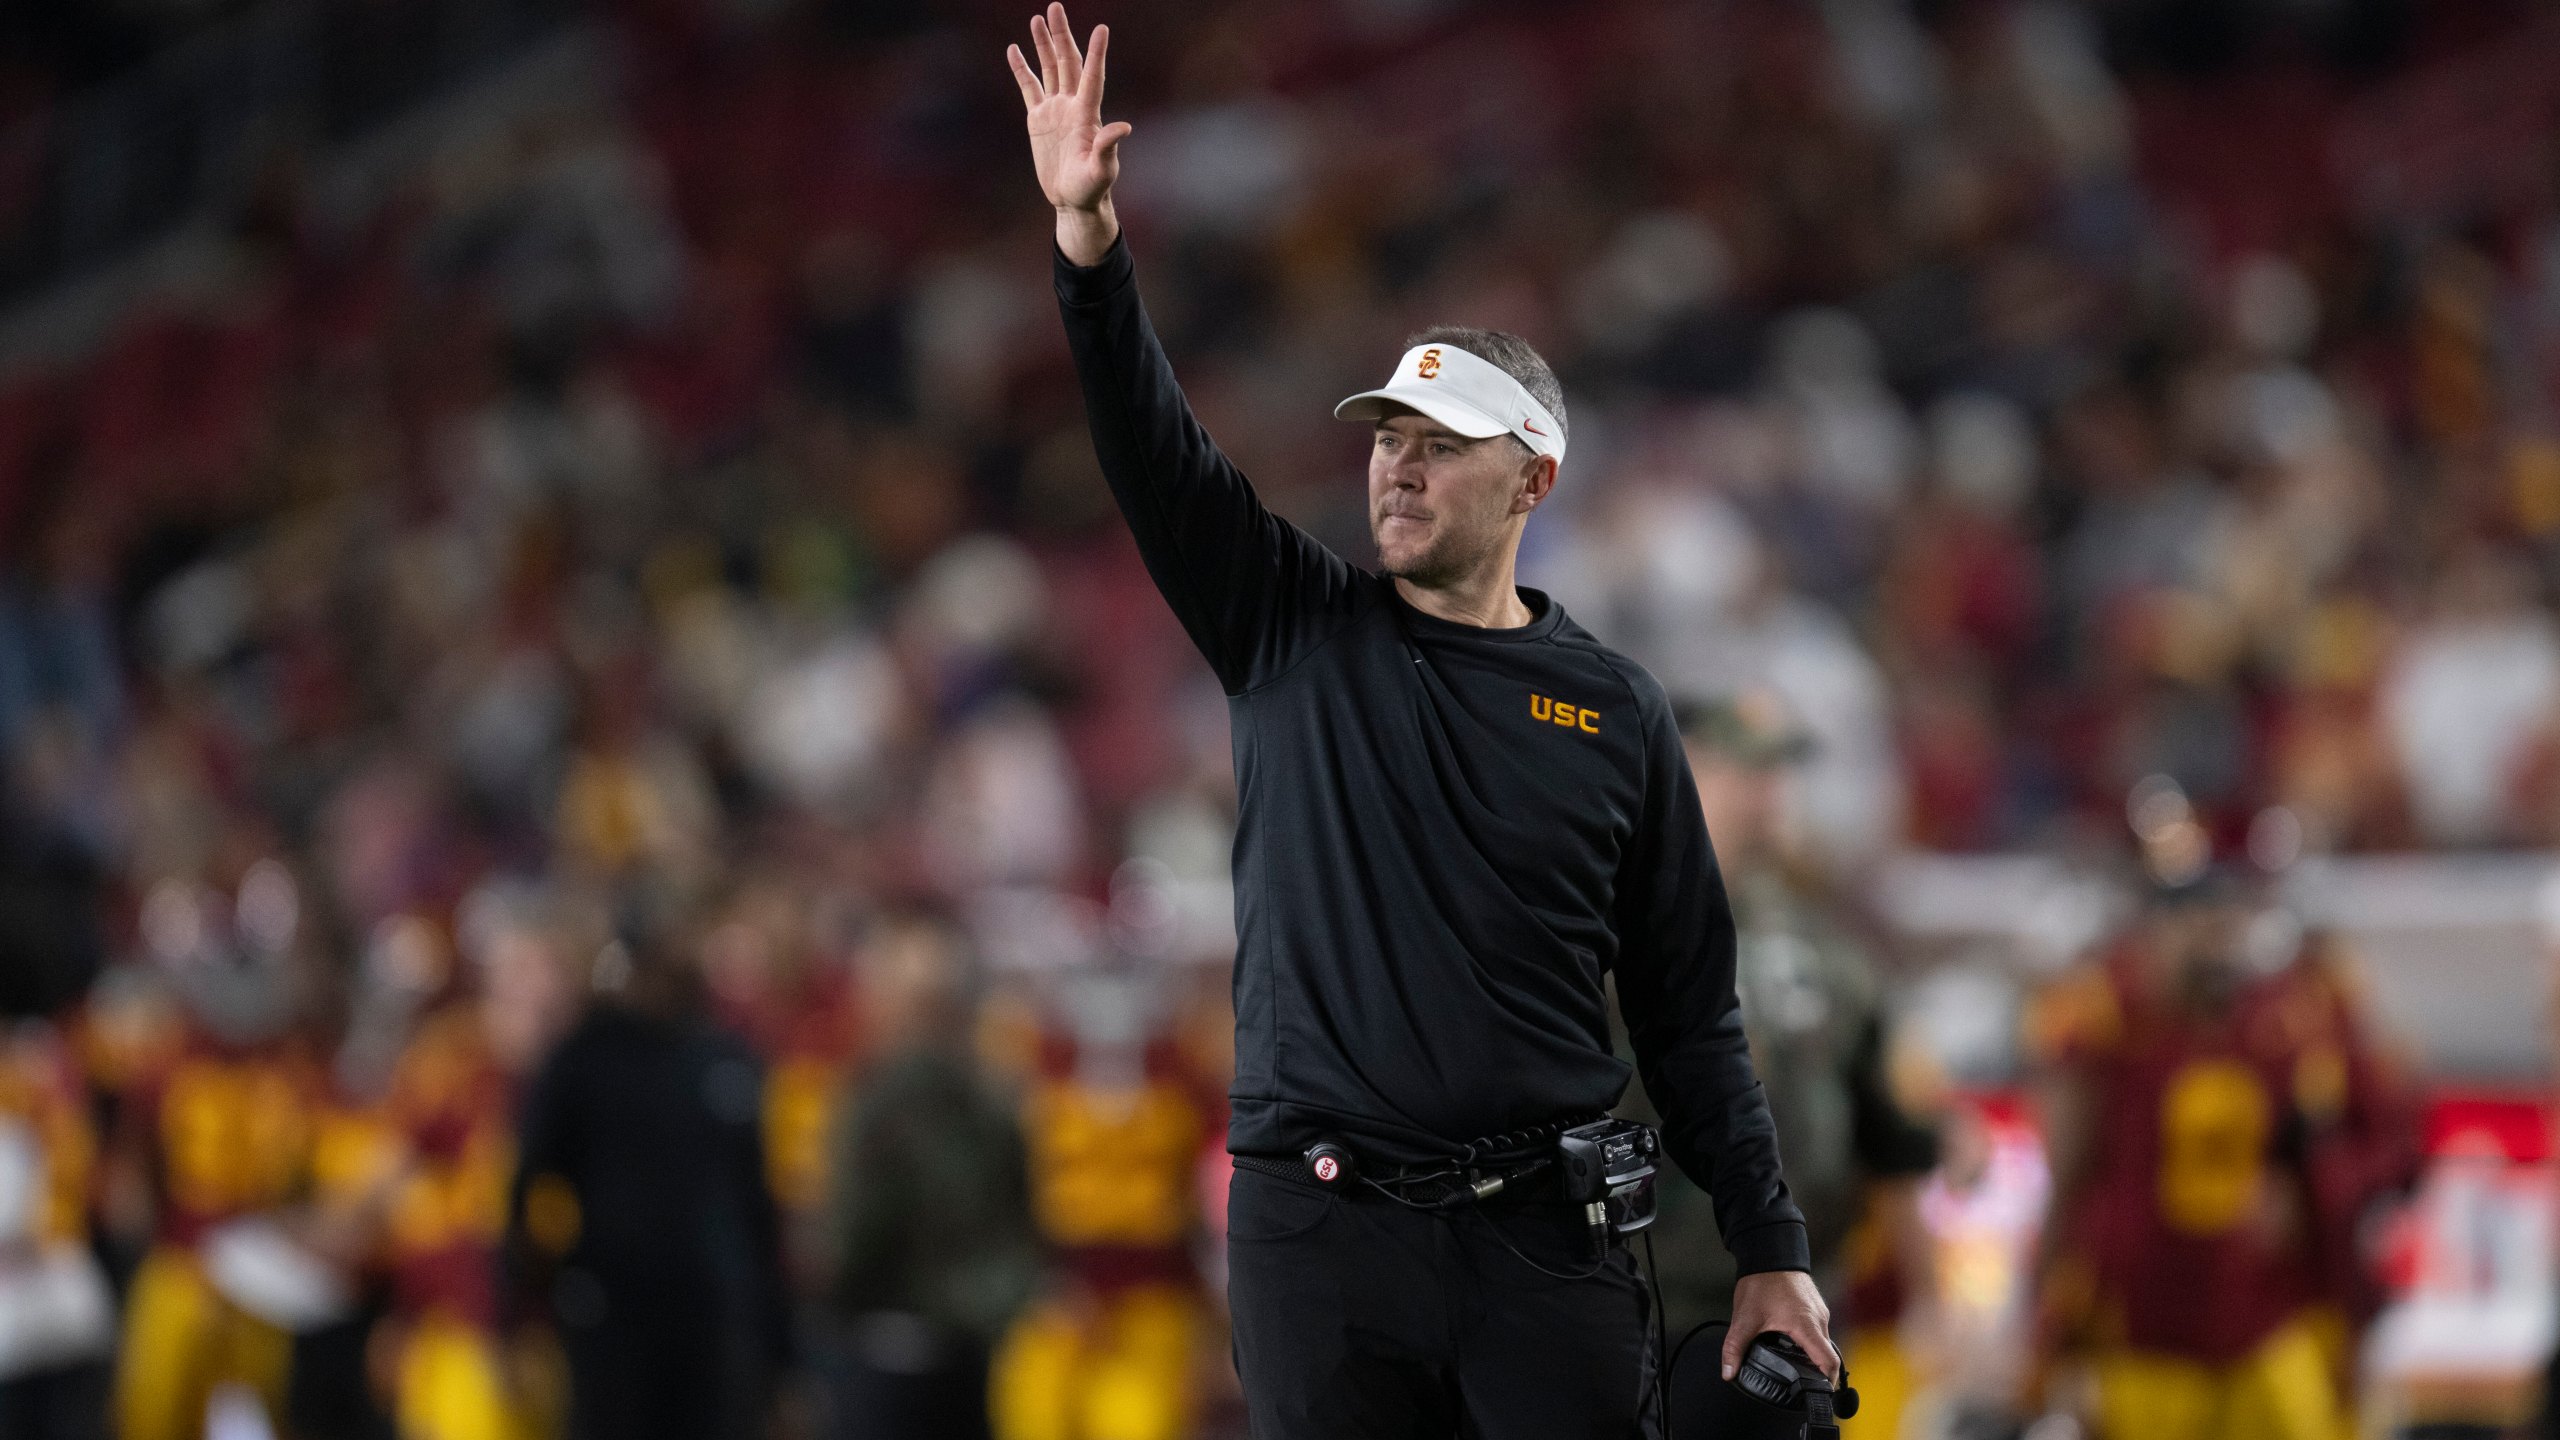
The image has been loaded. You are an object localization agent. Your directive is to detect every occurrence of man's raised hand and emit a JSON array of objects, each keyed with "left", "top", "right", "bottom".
[{"left": 1007, "top": 3, "right": 1128, "bottom": 265}]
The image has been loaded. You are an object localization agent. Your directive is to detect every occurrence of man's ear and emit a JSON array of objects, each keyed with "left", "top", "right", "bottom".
[{"left": 1515, "top": 453, "right": 1559, "bottom": 514}]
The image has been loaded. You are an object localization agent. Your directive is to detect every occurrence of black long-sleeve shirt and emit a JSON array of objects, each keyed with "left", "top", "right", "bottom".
[{"left": 1057, "top": 237, "right": 1809, "bottom": 1275}]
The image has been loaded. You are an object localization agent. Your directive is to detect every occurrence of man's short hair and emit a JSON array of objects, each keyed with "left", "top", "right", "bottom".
[{"left": 1404, "top": 325, "right": 1568, "bottom": 450}]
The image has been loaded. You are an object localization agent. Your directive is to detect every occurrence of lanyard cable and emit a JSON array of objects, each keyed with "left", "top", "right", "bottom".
[
  {"left": 1357, "top": 1174, "right": 1618, "bottom": 1284},
  {"left": 1642, "top": 1228, "right": 1669, "bottom": 1435}
]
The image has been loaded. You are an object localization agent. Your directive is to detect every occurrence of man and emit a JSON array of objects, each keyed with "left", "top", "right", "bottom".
[
  {"left": 1005, "top": 10, "right": 1829, "bottom": 1433},
  {"left": 1627, "top": 694, "right": 1938, "bottom": 1432},
  {"left": 503, "top": 890, "right": 789, "bottom": 1440},
  {"left": 827, "top": 911, "right": 1038, "bottom": 1440}
]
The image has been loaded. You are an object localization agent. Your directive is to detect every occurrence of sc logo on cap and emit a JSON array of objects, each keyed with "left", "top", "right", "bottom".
[{"left": 1416, "top": 347, "right": 1442, "bottom": 379}]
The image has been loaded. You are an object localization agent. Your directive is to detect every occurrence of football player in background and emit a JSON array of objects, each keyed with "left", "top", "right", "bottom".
[
  {"left": 348, "top": 889, "right": 582, "bottom": 1440},
  {"left": 992, "top": 913, "right": 1216, "bottom": 1440},
  {"left": 109, "top": 866, "right": 327, "bottom": 1440},
  {"left": 70, "top": 930, "right": 187, "bottom": 1290},
  {"left": 0, "top": 1019, "right": 113, "bottom": 1438},
  {"left": 2255, "top": 924, "right": 2421, "bottom": 1432},
  {"left": 2029, "top": 868, "right": 2348, "bottom": 1440},
  {"left": 699, "top": 876, "right": 864, "bottom": 1284}
]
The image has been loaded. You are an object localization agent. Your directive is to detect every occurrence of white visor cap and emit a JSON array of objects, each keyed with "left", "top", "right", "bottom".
[{"left": 1335, "top": 343, "right": 1566, "bottom": 463}]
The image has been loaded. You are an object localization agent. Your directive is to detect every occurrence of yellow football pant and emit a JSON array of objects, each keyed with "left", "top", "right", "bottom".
[
  {"left": 1839, "top": 1326, "right": 1917, "bottom": 1437},
  {"left": 2094, "top": 1315, "right": 2344, "bottom": 1440},
  {"left": 993, "top": 1284, "right": 1197, "bottom": 1440},
  {"left": 2296, "top": 1306, "right": 2362, "bottom": 1440},
  {"left": 395, "top": 1312, "right": 550, "bottom": 1440},
  {"left": 114, "top": 1249, "right": 292, "bottom": 1440}
]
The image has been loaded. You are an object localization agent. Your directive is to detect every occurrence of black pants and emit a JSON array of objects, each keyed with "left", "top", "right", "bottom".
[
  {"left": 828, "top": 1316, "right": 993, "bottom": 1440},
  {"left": 560, "top": 1283, "right": 768, "bottom": 1440},
  {"left": 0, "top": 1360, "right": 107, "bottom": 1440},
  {"left": 288, "top": 1307, "right": 395, "bottom": 1440},
  {"left": 1226, "top": 1168, "right": 1656, "bottom": 1439}
]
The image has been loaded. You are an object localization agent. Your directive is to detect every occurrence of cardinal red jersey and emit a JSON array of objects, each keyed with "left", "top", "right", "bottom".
[
  {"left": 1835, "top": 1195, "right": 1909, "bottom": 1331},
  {"left": 1021, "top": 1029, "right": 1217, "bottom": 1297},
  {"left": 379, "top": 1005, "right": 516, "bottom": 1328},
  {"left": 2063, "top": 973, "right": 2322, "bottom": 1361},
  {"left": 132, "top": 1031, "right": 324, "bottom": 1249},
  {"left": 721, "top": 971, "right": 863, "bottom": 1218},
  {"left": 0, "top": 1026, "right": 97, "bottom": 1250}
]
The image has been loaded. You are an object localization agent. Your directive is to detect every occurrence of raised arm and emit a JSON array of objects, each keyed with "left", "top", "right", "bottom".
[{"left": 1009, "top": 5, "right": 1362, "bottom": 693}]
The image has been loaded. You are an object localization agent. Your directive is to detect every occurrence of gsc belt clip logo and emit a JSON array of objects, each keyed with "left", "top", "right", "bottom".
[
  {"left": 1416, "top": 347, "right": 1442, "bottom": 379},
  {"left": 1530, "top": 693, "right": 1599, "bottom": 735}
]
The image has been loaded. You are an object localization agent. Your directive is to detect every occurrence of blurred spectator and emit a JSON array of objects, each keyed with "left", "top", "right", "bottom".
[
  {"left": 0, "top": 771, "right": 106, "bottom": 1024},
  {"left": 0, "top": 509, "right": 114, "bottom": 1024},
  {"left": 2383, "top": 546, "right": 2560, "bottom": 847},
  {"left": 825, "top": 910, "right": 1035, "bottom": 1440}
]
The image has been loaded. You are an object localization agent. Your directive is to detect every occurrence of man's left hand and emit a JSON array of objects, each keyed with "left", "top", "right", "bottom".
[{"left": 1725, "top": 1269, "right": 1839, "bottom": 1382}]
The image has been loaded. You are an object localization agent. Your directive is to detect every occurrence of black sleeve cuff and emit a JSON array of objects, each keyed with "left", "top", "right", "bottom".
[
  {"left": 1725, "top": 1218, "right": 1814, "bottom": 1277},
  {"left": 1054, "top": 233, "right": 1135, "bottom": 307}
]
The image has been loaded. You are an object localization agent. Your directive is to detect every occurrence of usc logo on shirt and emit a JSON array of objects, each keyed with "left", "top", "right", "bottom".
[{"left": 1530, "top": 694, "right": 1599, "bottom": 734}]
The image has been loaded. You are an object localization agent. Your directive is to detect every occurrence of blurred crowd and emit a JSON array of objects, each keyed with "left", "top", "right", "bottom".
[{"left": 0, "top": 0, "right": 2553, "bottom": 1435}]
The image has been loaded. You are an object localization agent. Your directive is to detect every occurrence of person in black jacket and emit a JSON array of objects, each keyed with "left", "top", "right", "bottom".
[
  {"left": 504, "top": 891, "right": 790, "bottom": 1440},
  {"left": 1004, "top": 9, "right": 1834, "bottom": 1435}
]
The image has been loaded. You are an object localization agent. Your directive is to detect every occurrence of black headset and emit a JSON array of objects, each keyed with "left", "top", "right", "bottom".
[{"left": 1664, "top": 1322, "right": 1857, "bottom": 1440}]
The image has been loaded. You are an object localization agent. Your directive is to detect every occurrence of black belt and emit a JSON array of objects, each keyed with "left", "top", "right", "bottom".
[
  {"left": 1234, "top": 1146, "right": 1569, "bottom": 1209},
  {"left": 1232, "top": 1114, "right": 1606, "bottom": 1209},
  {"left": 1234, "top": 1153, "right": 1326, "bottom": 1188}
]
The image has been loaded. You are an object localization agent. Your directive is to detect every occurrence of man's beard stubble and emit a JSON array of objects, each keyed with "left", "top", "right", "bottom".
[{"left": 1373, "top": 512, "right": 1496, "bottom": 589}]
